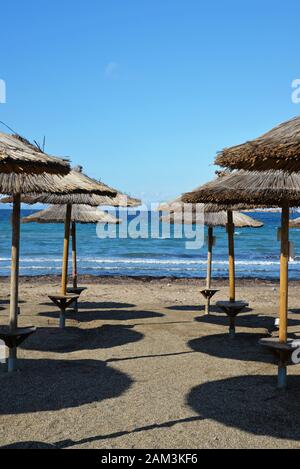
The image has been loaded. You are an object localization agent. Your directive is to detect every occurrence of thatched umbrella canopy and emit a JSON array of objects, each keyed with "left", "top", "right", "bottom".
[
  {"left": 22, "top": 204, "right": 120, "bottom": 224},
  {"left": 22, "top": 205, "right": 120, "bottom": 288},
  {"left": 107, "top": 193, "right": 141, "bottom": 207},
  {"left": 182, "top": 170, "right": 300, "bottom": 207},
  {"left": 1, "top": 184, "right": 140, "bottom": 208},
  {"left": 181, "top": 169, "right": 300, "bottom": 357},
  {"left": 157, "top": 197, "right": 267, "bottom": 214},
  {"left": 160, "top": 210, "right": 263, "bottom": 227},
  {"left": 0, "top": 132, "right": 70, "bottom": 177},
  {"left": 215, "top": 116, "right": 300, "bottom": 172},
  {"left": 161, "top": 208, "right": 263, "bottom": 313},
  {"left": 0, "top": 131, "right": 73, "bottom": 371}
]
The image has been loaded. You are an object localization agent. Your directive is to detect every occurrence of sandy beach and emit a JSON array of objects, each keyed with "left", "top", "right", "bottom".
[{"left": 0, "top": 275, "right": 300, "bottom": 449}]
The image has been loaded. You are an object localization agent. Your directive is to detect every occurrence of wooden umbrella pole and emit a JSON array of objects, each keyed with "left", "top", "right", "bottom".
[
  {"left": 204, "top": 226, "right": 214, "bottom": 315},
  {"left": 206, "top": 226, "right": 213, "bottom": 289},
  {"left": 279, "top": 203, "right": 289, "bottom": 343},
  {"left": 9, "top": 193, "right": 21, "bottom": 330},
  {"left": 71, "top": 221, "right": 78, "bottom": 289},
  {"left": 227, "top": 210, "right": 235, "bottom": 303},
  {"left": 61, "top": 204, "right": 72, "bottom": 295},
  {"left": 8, "top": 193, "right": 21, "bottom": 372}
]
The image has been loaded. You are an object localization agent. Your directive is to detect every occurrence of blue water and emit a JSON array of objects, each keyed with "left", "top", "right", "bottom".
[{"left": 0, "top": 209, "right": 300, "bottom": 280}]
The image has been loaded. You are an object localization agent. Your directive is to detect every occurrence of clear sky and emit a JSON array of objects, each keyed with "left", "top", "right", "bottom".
[{"left": 1, "top": 0, "right": 300, "bottom": 203}]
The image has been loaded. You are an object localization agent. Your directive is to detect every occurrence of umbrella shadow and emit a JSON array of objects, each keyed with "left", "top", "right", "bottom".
[
  {"left": 188, "top": 333, "right": 275, "bottom": 363},
  {"left": 0, "top": 415, "right": 206, "bottom": 449},
  {"left": 0, "top": 358, "right": 133, "bottom": 415},
  {"left": 1, "top": 441, "right": 56, "bottom": 449},
  {"left": 187, "top": 375, "right": 300, "bottom": 441},
  {"left": 77, "top": 301, "right": 136, "bottom": 310},
  {"left": 40, "top": 301, "right": 136, "bottom": 309},
  {"left": 0, "top": 299, "right": 26, "bottom": 305},
  {"left": 167, "top": 305, "right": 205, "bottom": 312},
  {"left": 21, "top": 325, "right": 144, "bottom": 353},
  {"left": 39, "top": 309, "right": 165, "bottom": 322},
  {"left": 168, "top": 305, "right": 253, "bottom": 315},
  {"left": 195, "top": 313, "right": 300, "bottom": 331},
  {"left": 289, "top": 308, "right": 300, "bottom": 315}
]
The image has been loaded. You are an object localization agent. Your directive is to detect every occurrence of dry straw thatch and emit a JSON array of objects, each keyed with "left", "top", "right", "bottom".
[
  {"left": 0, "top": 170, "right": 140, "bottom": 206},
  {"left": 157, "top": 193, "right": 267, "bottom": 214},
  {"left": 215, "top": 116, "right": 300, "bottom": 172},
  {"left": 0, "top": 167, "right": 119, "bottom": 202},
  {"left": 161, "top": 210, "right": 263, "bottom": 227},
  {"left": 1, "top": 192, "right": 140, "bottom": 207},
  {"left": 22, "top": 204, "right": 120, "bottom": 225},
  {"left": 0, "top": 132, "right": 70, "bottom": 174},
  {"left": 181, "top": 170, "right": 300, "bottom": 207},
  {"left": 159, "top": 200, "right": 266, "bottom": 214},
  {"left": 0, "top": 133, "right": 73, "bottom": 194}
]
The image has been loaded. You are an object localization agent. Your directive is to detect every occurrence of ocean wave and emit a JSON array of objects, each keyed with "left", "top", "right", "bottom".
[
  {"left": 5, "top": 256, "right": 300, "bottom": 267},
  {"left": 75, "top": 258, "right": 291, "bottom": 266}
]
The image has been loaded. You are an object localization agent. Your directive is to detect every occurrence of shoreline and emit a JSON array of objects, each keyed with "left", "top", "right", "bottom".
[{"left": 0, "top": 273, "right": 296, "bottom": 286}]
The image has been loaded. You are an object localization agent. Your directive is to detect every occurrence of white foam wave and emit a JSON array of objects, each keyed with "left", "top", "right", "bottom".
[{"left": 7, "top": 257, "right": 300, "bottom": 267}]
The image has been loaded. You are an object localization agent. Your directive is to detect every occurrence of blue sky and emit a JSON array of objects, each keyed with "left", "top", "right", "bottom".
[{"left": 1, "top": 0, "right": 300, "bottom": 203}]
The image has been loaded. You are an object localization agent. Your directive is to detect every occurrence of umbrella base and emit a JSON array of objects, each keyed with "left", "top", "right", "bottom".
[
  {"left": 259, "top": 337, "right": 300, "bottom": 389},
  {"left": 200, "top": 289, "right": 219, "bottom": 315},
  {"left": 48, "top": 294, "right": 79, "bottom": 329},
  {"left": 66, "top": 287, "right": 87, "bottom": 313},
  {"left": 0, "top": 326, "right": 36, "bottom": 372},
  {"left": 216, "top": 300, "right": 248, "bottom": 338}
]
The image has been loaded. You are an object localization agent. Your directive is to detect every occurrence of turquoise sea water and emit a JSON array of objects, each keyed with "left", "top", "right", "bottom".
[{"left": 0, "top": 209, "right": 300, "bottom": 280}]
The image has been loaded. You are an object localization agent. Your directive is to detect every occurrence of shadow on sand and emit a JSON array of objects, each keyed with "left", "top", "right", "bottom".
[
  {"left": 39, "top": 309, "right": 165, "bottom": 322},
  {"left": 188, "top": 333, "right": 275, "bottom": 363},
  {"left": 1, "top": 441, "right": 56, "bottom": 449},
  {"left": 167, "top": 305, "right": 204, "bottom": 312},
  {"left": 195, "top": 313, "right": 300, "bottom": 332},
  {"left": 187, "top": 375, "right": 300, "bottom": 440},
  {"left": 0, "top": 358, "right": 133, "bottom": 415},
  {"left": 0, "top": 415, "right": 205, "bottom": 449},
  {"left": 20, "top": 324, "right": 144, "bottom": 353},
  {"left": 196, "top": 311, "right": 264, "bottom": 327},
  {"left": 40, "top": 301, "right": 136, "bottom": 310}
]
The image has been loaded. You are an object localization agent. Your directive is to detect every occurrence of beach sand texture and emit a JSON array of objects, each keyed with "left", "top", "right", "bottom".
[{"left": 0, "top": 276, "right": 300, "bottom": 449}]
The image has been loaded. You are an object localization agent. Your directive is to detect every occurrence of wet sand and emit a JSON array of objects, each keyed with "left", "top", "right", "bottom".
[{"left": 0, "top": 276, "right": 300, "bottom": 449}]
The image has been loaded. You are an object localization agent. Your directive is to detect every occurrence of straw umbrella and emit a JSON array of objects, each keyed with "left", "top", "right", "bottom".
[
  {"left": 182, "top": 168, "right": 300, "bottom": 387},
  {"left": 22, "top": 204, "right": 120, "bottom": 291},
  {"left": 161, "top": 209, "right": 263, "bottom": 315},
  {"left": 214, "top": 116, "right": 300, "bottom": 386},
  {"left": 0, "top": 132, "right": 75, "bottom": 371}
]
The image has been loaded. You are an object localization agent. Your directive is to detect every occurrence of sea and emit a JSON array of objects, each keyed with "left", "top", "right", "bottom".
[{"left": 0, "top": 209, "right": 300, "bottom": 281}]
